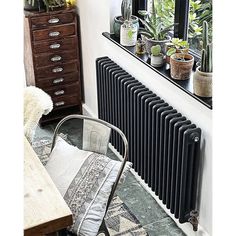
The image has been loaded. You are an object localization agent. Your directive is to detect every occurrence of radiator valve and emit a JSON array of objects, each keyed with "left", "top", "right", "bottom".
[{"left": 188, "top": 210, "right": 199, "bottom": 231}]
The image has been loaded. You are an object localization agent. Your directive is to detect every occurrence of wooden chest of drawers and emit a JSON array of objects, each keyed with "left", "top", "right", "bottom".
[{"left": 24, "top": 7, "right": 82, "bottom": 124}]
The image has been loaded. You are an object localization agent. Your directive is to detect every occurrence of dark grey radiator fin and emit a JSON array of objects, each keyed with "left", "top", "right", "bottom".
[{"left": 96, "top": 57, "right": 201, "bottom": 225}]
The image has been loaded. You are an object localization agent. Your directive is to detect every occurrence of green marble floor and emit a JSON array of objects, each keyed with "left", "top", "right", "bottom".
[{"left": 34, "top": 119, "right": 186, "bottom": 236}]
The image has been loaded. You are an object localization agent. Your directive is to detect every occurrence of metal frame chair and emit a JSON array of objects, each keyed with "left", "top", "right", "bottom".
[{"left": 51, "top": 115, "right": 129, "bottom": 236}]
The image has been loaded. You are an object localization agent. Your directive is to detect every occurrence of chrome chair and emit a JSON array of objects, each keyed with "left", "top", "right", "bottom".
[{"left": 51, "top": 115, "right": 128, "bottom": 236}]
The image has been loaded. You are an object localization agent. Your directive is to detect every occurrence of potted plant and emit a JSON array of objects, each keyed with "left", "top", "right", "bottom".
[
  {"left": 24, "top": 0, "right": 45, "bottom": 11},
  {"left": 113, "top": 0, "right": 139, "bottom": 38},
  {"left": 120, "top": 1, "right": 138, "bottom": 46},
  {"left": 44, "top": 0, "right": 66, "bottom": 11},
  {"left": 24, "top": 0, "right": 66, "bottom": 12},
  {"left": 138, "top": 1, "right": 175, "bottom": 56},
  {"left": 167, "top": 40, "right": 194, "bottom": 80},
  {"left": 193, "top": 21, "right": 212, "bottom": 97},
  {"left": 165, "top": 38, "right": 189, "bottom": 64},
  {"left": 136, "top": 38, "right": 146, "bottom": 55},
  {"left": 150, "top": 45, "right": 164, "bottom": 67}
]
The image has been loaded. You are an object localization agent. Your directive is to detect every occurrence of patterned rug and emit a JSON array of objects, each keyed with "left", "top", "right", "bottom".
[{"left": 32, "top": 136, "right": 148, "bottom": 236}]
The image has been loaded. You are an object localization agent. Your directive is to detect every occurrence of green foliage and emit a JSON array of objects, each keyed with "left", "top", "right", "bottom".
[
  {"left": 138, "top": 8, "right": 175, "bottom": 40},
  {"left": 170, "top": 38, "right": 189, "bottom": 49},
  {"left": 200, "top": 21, "right": 212, "bottom": 72},
  {"left": 154, "top": 0, "right": 175, "bottom": 28},
  {"left": 166, "top": 38, "right": 189, "bottom": 56},
  {"left": 151, "top": 45, "right": 161, "bottom": 56},
  {"left": 166, "top": 48, "right": 176, "bottom": 57},
  {"left": 25, "top": 0, "right": 66, "bottom": 11},
  {"left": 188, "top": 0, "right": 212, "bottom": 51},
  {"left": 152, "top": 0, "right": 212, "bottom": 51}
]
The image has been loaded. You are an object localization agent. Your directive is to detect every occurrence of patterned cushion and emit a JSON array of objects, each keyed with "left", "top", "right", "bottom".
[{"left": 46, "top": 137, "right": 132, "bottom": 236}]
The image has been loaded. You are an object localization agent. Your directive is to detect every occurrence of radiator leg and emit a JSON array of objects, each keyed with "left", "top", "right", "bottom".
[{"left": 188, "top": 210, "right": 199, "bottom": 231}]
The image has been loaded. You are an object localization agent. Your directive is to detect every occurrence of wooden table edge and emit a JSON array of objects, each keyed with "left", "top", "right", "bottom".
[{"left": 24, "top": 213, "right": 73, "bottom": 236}]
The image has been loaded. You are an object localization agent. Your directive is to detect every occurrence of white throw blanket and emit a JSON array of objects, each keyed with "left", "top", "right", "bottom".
[{"left": 24, "top": 86, "right": 53, "bottom": 142}]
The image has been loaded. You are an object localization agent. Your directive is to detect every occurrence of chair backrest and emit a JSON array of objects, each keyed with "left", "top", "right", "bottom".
[{"left": 50, "top": 114, "right": 129, "bottom": 206}]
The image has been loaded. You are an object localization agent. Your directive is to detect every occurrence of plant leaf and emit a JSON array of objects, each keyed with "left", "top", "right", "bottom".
[
  {"left": 139, "top": 18, "right": 156, "bottom": 36},
  {"left": 138, "top": 28, "right": 153, "bottom": 38},
  {"left": 166, "top": 48, "right": 176, "bottom": 56}
]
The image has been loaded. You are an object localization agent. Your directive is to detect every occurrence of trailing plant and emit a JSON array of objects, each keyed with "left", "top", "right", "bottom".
[
  {"left": 166, "top": 38, "right": 189, "bottom": 61},
  {"left": 138, "top": 0, "right": 175, "bottom": 41},
  {"left": 151, "top": 45, "right": 161, "bottom": 56},
  {"left": 200, "top": 21, "right": 212, "bottom": 72}
]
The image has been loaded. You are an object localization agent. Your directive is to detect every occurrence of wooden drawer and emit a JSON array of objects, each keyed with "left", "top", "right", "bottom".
[
  {"left": 52, "top": 94, "right": 80, "bottom": 110},
  {"left": 44, "top": 81, "right": 80, "bottom": 98},
  {"left": 35, "top": 72, "right": 79, "bottom": 88},
  {"left": 35, "top": 61, "right": 78, "bottom": 79},
  {"left": 34, "top": 50, "right": 77, "bottom": 67},
  {"left": 32, "top": 24, "right": 76, "bottom": 41},
  {"left": 33, "top": 36, "right": 77, "bottom": 54},
  {"left": 31, "top": 12, "right": 75, "bottom": 29}
]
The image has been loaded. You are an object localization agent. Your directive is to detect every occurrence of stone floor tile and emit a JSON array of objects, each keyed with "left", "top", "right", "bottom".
[{"left": 143, "top": 217, "right": 186, "bottom": 236}]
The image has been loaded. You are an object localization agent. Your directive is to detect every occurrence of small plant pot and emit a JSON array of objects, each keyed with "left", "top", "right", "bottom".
[
  {"left": 145, "top": 36, "right": 171, "bottom": 56},
  {"left": 193, "top": 66, "right": 212, "bottom": 97},
  {"left": 120, "top": 22, "right": 138, "bottom": 46},
  {"left": 151, "top": 54, "right": 164, "bottom": 67},
  {"left": 136, "top": 39, "right": 146, "bottom": 55},
  {"left": 170, "top": 53, "right": 194, "bottom": 80},
  {"left": 113, "top": 15, "right": 139, "bottom": 38},
  {"left": 165, "top": 44, "right": 189, "bottom": 64}
]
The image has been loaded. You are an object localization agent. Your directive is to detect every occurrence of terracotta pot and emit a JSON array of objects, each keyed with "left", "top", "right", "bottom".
[
  {"left": 145, "top": 36, "right": 171, "bottom": 56},
  {"left": 170, "top": 53, "right": 194, "bottom": 80},
  {"left": 113, "top": 16, "right": 139, "bottom": 38},
  {"left": 151, "top": 54, "right": 164, "bottom": 67},
  {"left": 193, "top": 66, "right": 212, "bottom": 97}
]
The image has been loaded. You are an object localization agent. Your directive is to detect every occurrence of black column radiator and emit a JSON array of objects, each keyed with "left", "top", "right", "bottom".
[{"left": 96, "top": 56, "right": 201, "bottom": 230}]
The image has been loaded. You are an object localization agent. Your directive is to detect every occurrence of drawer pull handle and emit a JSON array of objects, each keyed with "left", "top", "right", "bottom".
[
  {"left": 55, "top": 101, "right": 65, "bottom": 107},
  {"left": 50, "top": 43, "right": 61, "bottom": 49},
  {"left": 48, "top": 18, "right": 60, "bottom": 24},
  {"left": 51, "top": 55, "right": 62, "bottom": 62},
  {"left": 49, "top": 31, "right": 60, "bottom": 37},
  {"left": 53, "top": 78, "right": 64, "bottom": 84},
  {"left": 52, "top": 67, "right": 63, "bottom": 73},
  {"left": 54, "top": 90, "right": 65, "bottom": 96}
]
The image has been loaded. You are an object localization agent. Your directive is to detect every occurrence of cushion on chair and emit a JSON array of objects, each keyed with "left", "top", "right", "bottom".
[
  {"left": 82, "top": 119, "right": 111, "bottom": 155},
  {"left": 46, "top": 137, "right": 132, "bottom": 236}
]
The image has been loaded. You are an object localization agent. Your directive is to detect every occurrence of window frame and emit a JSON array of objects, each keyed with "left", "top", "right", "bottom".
[
  {"left": 132, "top": 0, "right": 147, "bottom": 16},
  {"left": 173, "top": 0, "right": 190, "bottom": 41}
]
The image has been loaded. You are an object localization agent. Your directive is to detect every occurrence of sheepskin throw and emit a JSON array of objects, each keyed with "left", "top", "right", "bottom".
[{"left": 24, "top": 86, "right": 53, "bottom": 142}]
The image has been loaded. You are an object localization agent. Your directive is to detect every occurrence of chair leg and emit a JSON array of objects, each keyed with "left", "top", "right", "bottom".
[{"left": 98, "top": 219, "right": 110, "bottom": 236}]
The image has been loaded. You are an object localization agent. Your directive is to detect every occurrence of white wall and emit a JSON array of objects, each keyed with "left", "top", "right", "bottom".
[{"left": 77, "top": 1, "right": 212, "bottom": 235}]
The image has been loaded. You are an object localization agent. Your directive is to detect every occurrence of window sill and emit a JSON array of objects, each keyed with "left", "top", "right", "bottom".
[{"left": 102, "top": 32, "right": 212, "bottom": 110}]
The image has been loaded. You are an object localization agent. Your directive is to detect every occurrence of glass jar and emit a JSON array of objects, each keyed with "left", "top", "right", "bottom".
[
  {"left": 120, "top": 20, "right": 138, "bottom": 46},
  {"left": 136, "top": 38, "right": 146, "bottom": 54}
]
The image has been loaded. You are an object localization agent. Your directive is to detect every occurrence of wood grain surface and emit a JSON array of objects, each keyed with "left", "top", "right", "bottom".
[{"left": 24, "top": 137, "right": 72, "bottom": 236}]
